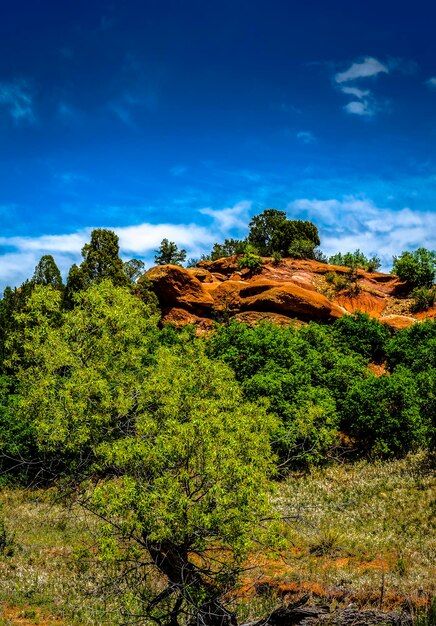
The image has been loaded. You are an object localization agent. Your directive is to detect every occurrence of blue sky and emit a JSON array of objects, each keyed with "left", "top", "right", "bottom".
[{"left": 1, "top": 0, "right": 436, "bottom": 288}]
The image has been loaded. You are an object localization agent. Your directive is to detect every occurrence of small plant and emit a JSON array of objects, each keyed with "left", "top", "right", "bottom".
[
  {"left": 238, "top": 245, "right": 263, "bottom": 273},
  {"left": 411, "top": 287, "right": 436, "bottom": 312},
  {"left": 413, "top": 597, "right": 436, "bottom": 626},
  {"left": 272, "top": 251, "right": 282, "bottom": 265},
  {"left": 325, "top": 272, "right": 348, "bottom": 291},
  {"left": 309, "top": 526, "right": 345, "bottom": 556}
]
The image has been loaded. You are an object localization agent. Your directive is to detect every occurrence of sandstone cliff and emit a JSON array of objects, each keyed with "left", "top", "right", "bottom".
[{"left": 141, "top": 257, "right": 436, "bottom": 331}]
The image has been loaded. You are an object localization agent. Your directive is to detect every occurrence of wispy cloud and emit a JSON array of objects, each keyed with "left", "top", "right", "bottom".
[
  {"left": 170, "top": 165, "right": 188, "bottom": 177},
  {"left": 333, "top": 57, "right": 389, "bottom": 117},
  {"left": 0, "top": 205, "right": 251, "bottom": 289},
  {"left": 288, "top": 195, "right": 436, "bottom": 268},
  {"left": 297, "top": 131, "right": 316, "bottom": 144},
  {"left": 335, "top": 57, "right": 389, "bottom": 83},
  {"left": 426, "top": 77, "right": 436, "bottom": 90},
  {"left": 199, "top": 201, "right": 252, "bottom": 233},
  {"left": 109, "top": 88, "right": 159, "bottom": 126},
  {"left": 0, "top": 80, "right": 34, "bottom": 123},
  {"left": 344, "top": 100, "right": 375, "bottom": 117}
]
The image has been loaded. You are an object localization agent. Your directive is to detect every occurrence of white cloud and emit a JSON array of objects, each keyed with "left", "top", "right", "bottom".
[
  {"left": 340, "top": 86, "right": 370, "bottom": 99},
  {"left": 344, "top": 100, "right": 375, "bottom": 116},
  {"left": 335, "top": 57, "right": 389, "bottom": 84},
  {"left": 199, "top": 201, "right": 252, "bottom": 232},
  {"left": 426, "top": 77, "right": 436, "bottom": 90},
  {"left": 0, "top": 205, "right": 249, "bottom": 289},
  {"left": 333, "top": 57, "right": 389, "bottom": 118},
  {"left": 288, "top": 195, "right": 436, "bottom": 269},
  {"left": 297, "top": 131, "right": 316, "bottom": 144},
  {"left": 0, "top": 80, "right": 34, "bottom": 123}
]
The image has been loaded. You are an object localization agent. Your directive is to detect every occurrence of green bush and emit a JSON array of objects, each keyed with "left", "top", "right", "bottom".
[
  {"left": 237, "top": 246, "right": 263, "bottom": 273},
  {"left": 332, "top": 312, "right": 390, "bottom": 362},
  {"left": 411, "top": 286, "right": 436, "bottom": 312},
  {"left": 392, "top": 247, "right": 436, "bottom": 289},
  {"left": 386, "top": 320, "right": 436, "bottom": 372},
  {"left": 341, "top": 369, "right": 429, "bottom": 456}
]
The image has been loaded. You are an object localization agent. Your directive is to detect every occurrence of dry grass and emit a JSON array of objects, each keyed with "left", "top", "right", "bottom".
[
  {"left": 0, "top": 489, "right": 119, "bottom": 625},
  {"left": 239, "top": 451, "right": 435, "bottom": 613},
  {"left": 1, "top": 452, "right": 434, "bottom": 624}
]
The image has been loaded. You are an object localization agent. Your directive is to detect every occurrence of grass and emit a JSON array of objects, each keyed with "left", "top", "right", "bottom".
[
  {"left": 240, "top": 451, "right": 435, "bottom": 613},
  {"left": 0, "top": 489, "right": 119, "bottom": 625},
  {"left": 1, "top": 452, "right": 434, "bottom": 624}
]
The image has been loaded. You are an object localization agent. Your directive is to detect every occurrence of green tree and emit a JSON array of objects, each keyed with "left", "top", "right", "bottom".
[
  {"left": 80, "top": 229, "right": 129, "bottom": 287},
  {"left": 247, "top": 209, "right": 320, "bottom": 258},
  {"left": 329, "top": 250, "right": 381, "bottom": 272},
  {"left": 154, "top": 239, "right": 187, "bottom": 265},
  {"left": 332, "top": 312, "right": 391, "bottom": 362},
  {"left": 14, "top": 284, "right": 278, "bottom": 624},
  {"left": 392, "top": 247, "right": 436, "bottom": 289},
  {"left": 123, "top": 258, "right": 145, "bottom": 283},
  {"left": 207, "top": 238, "right": 246, "bottom": 261},
  {"left": 32, "top": 255, "right": 64, "bottom": 289},
  {"left": 247, "top": 208, "right": 287, "bottom": 255},
  {"left": 63, "top": 230, "right": 130, "bottom": 306}
]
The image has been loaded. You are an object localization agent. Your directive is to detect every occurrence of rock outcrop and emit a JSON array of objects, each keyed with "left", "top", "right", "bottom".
[{"left": 143, "top": 257, "right": 436, "bottom": 331}]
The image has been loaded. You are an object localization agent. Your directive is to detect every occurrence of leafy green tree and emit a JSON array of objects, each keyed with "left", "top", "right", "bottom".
[
  {"left": 80, "top": 229, "right": 130, "bottom": 286},
  {"left": 0, "top": 282, "right": 35, "bottom": 372},
  {"left": 392, "top": 247, "right": 436, "bottom": 289},
  {"left": 329, "top": 250, "right": 381, "bottom": 272},
  {"left": 287, "top": 237, "right": 318, "bottom": 259},
  {"left": 154, "top": 239, "right": 187, "bottom": 265},
  {"left": 247, "top": 208, "right": 287, "bottom": 255},
  {"left": 32, "top": 255, "right": 64, "bottom": 289},
  {"left": 63, "top": 230, "right": 130, "bottom": 306},
  {"left": 247, "top": 209, "right": 320, "bottom": 258},
  {"left": 123, "top": 258, "right": 145, "bottom": 283},
  {"left": 207, "top": 238, "right": 247, "bottom": 261},
  {"left": 14, "top": 285, "right": 278, "bottom": 624}
]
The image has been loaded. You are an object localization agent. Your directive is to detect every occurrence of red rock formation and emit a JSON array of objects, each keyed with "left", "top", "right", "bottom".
[
  {"left": 143, "top": 265, "right": 215, "bottom": 312},
  {"left": 143, "top": 257, "right": 436, "bottom": 331},
  {"left": 242, "top": 284, "right": 345, "bottom": 322},
  {"left": 335, "top": 291, "right": 387, "bottom": 317}
]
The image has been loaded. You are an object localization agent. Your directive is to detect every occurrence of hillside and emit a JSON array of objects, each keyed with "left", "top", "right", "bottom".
[{"left": 143, "top": 257, "right": 436, "bottom": 331}]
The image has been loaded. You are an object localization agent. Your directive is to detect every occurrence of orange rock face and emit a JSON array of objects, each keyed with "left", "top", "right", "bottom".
[
  {"left": 143, "top": 258, "right": 433, "bottom": 331},
  {"left": 143, "top": 265, "right": 215, "bottom": 312},
  {"left": 335, "top": 291, "right": 387, "bottom": 317},
  {"left": 242, "top": 284, "right": 345, "bottom": 322}
]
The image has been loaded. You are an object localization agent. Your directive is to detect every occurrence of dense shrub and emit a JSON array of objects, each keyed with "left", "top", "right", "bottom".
[
  {"left": 332, "top": 312, "right": 391, "bottom": 362},
  {"left": 411, "top": 286, "right": 436, "bottom": 312},
  {"left": 237, "top": 246, "right": 263, "bottom": 273},
  {"left": 341, "top": 369, "right": 429, "bottom": 456},
  {"left": 386, "top": 320, "right": 436, "bottom": 372},
  {"left": 392, "top": 247, "right": 436, "bottom": 289}
]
